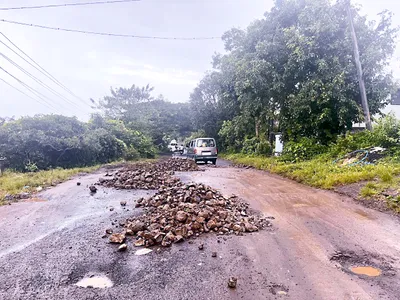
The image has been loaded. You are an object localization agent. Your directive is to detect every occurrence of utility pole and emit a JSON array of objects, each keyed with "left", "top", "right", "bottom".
[{"left": 346, "top": 0, "right": 372, "bottom": 130}]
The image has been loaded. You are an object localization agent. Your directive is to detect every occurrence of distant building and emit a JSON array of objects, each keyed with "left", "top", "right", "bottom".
[{"left": 352, "top": 122, "right": 366, "bottom": 132}]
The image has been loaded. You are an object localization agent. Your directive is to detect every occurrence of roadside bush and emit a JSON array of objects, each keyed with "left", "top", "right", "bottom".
[
  {"left": 328, "top": 114, "right": 400, "bottom": 157},
  {"left": 328, "top": 131, "right": 376, "bottom": 157},
  {"left": 124, "top": 146, "right": 140, "bottom": 161},
  {"left": 371, "top": 113, "right": 400, "bottom": 148},
  {"left": 0, "top": 115, "right": 156, "bottom": 171},
  {"left": 242, "top": 137, "right": 272, "bottom": 155},
  {"left": 281, "top": 137, "right": 328, "bottom": 162}
]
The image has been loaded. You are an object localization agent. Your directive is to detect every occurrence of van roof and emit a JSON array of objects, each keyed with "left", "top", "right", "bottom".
[{"left": 194, "top": 137, "right": 215, "bottom": 140}]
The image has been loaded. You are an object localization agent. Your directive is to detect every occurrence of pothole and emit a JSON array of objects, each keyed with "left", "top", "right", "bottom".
[
  {"left": 330, "top": 250, "right": 394, "bottom": 278},
  {"left": 268, "top": 283, "right": 289, "bottom": 296},
  {"left": 76, "top": 275, "right": 113, "bottom": 288},
  {"left": 350, "top": 266, "right": 382, "bottom": 277}
]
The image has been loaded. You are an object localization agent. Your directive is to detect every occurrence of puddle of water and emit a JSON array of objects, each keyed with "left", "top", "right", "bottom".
[
  {"left": 135, "top": 248, "right": 153, "bottom": 256},
  {"left": 76, "top": 275, "right": 113, "bottom": 288},
  {"left": 350, "top": 266, "right": 382, "bottom": 277}
]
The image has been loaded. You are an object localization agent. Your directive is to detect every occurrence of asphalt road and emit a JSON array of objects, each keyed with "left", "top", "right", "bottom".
[{"left": 0, "top": 162, "right": 399, "bottom": 299}]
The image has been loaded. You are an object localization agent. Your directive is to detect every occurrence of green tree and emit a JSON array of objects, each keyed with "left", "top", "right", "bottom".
[
  {"left": 98, "top": 84, "right": 194, "bottom": 149},
  {"left": 192, "top": 0, "right": 398, "bottom": 152}
]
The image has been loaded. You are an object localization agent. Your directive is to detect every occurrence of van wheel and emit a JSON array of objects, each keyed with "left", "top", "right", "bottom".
[{"left": 211, "top": 159, "right": 217, "bottom": 165}]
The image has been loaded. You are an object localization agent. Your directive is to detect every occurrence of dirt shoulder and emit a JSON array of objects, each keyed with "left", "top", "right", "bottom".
[{"left": 223, "top": 154, "right": 400, "bottom": 216}]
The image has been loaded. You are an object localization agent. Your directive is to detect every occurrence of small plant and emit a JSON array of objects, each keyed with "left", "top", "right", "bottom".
[
  {"left": 25, "top": 161, "right": 38, "bottom": 173},
  {"left": 379, "top": 171, "right": 393, "bottom": 183},
  {"left": 360, "top": 182, "right": 379, "bottom": 198}
]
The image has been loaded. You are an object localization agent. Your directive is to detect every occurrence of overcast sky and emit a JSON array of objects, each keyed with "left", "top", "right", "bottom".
[{"left": 0, "top": 0, "right": 399, "bottom": 120}]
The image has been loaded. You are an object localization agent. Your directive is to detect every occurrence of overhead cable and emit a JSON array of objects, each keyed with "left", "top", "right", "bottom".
[
  {"left": 0, "top": 32, "right": 93, "bottom": 109},
  {"left": 0, "top": 0, "right": 140, "bottom": 11},
  {"left": 0, "top": 77, "right": 57, "bottom": 112},
  {"left": 0, "top": 68, "right": 61, "bottom": 112},
  {"left": 0, "top": 52, "right": 82, "bottom": 111},
  {"left": 0, "top": 19, "right": 222, "bottom": 40}
]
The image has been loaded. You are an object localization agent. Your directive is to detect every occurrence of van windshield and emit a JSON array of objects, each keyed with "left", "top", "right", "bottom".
[{"left": 196, "top": 139, "right": 215, "bottom": 147}]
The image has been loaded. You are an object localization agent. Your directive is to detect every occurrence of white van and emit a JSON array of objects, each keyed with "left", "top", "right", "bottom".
[{"left": 168, "top": 140, "right": 178, "bottom": 152}]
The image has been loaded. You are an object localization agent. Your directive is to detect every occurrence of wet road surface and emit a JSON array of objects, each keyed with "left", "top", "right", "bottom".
[{"left": 0, "top": 162, "right": 399, "bottom": 299}]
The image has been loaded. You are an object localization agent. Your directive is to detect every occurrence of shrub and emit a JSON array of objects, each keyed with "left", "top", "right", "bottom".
[
  {"left": 328, "top": 131, "right": 375, "bottom": 157},
  {"left": 124, "top": 147, "right": 140, "bottom": 161},
  {"left": 281, "top": 137, "right": 328, "bottom": 161},
  {"left": 242, "top": 137, "right": 271, "bottom": 155}
]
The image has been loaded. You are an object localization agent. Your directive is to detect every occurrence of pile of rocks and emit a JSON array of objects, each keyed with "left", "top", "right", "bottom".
[
  {"left": 155, "top": 158, "right": 199, "bottom": 172},
  {"left": 97, "top": 158, "right": 198, "bottom": 190},
  {"left": 123, "top": 183, "right": 271, "bottom": 247},
  {"left": 99, "top": 170, "right": 179, "bottom": 190}
]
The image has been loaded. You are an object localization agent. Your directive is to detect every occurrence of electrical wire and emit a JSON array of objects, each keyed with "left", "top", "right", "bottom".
[
  {"left": 0, "top": 66, "right": 63, "bottom": 112},
  {"left": 0, "top": 0, "right": 140, "bottom": 11},
  {"left": 0, "top": 70, "right": 61, "bottom": 113},
  {"left": 0, "top": 52, "right": 82, "bottom": 111},
  {"left": 0, "top": 19, "right": 222, "bottom": 40},
  {"left": 0, "top": 77, "right": 57, "bottom": 112},
  {"left": 0, "top": 33, "right": 93, "bottom": 109}
]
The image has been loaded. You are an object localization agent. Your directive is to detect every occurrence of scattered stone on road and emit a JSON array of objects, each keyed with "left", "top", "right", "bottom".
[
  {"left": 212, "top": 251, "right": 217, "bottom": 257},
  {"left": 120, "top": 201, "right": 127, "bottom": 206},
  {"left": 228, "top": 277, "right": 237, "bottom": 288},
  {"left": 77, "top": 182, "right": 81, "bottom": 186},
  {"left": 109, "top": 207, "right": 114, "bottom": 212},
  {"left": 105, "top": 229, "right": 113, "bottom": 234},
  {"left": 134, "top": 248, "right": 153, "bottom": 256},
  {"left": 118, "top": 244, "right": 128, "bottom": 251},
  {"left": 109, "top": 233, "right": 125, "bottom": 244},
  {"left": 89, "top": 185, "right": 97, "bottom": 193},
  {"left": 198, "top": 243, "right": 204, "bottom": 250}
]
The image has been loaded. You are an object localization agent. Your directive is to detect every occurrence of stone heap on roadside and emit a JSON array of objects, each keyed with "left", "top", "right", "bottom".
[
  {"left": 123, "top": 183, "right": 271, "bottom": 247},
  {"left": 97, "top": 158, "right": 199, "bottom": 190}
]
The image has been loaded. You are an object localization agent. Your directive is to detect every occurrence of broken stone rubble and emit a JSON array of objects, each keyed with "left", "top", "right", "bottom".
[
  {"left": 96, "top": 158, "right": 199, "bottom": 190},
  {"left": 123, "top": 182, "right": 271, "bottom": 247}
]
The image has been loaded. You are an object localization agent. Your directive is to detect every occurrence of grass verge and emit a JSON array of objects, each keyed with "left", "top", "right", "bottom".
[
  {"left": 222, "top": 153, "right": 400, "bottom": 212},
  {"left": 0, "top": 165, "right": 100, "bottom": 204},
  {"left": 0, "top": 158, "right": 159, "bottom": 205}
]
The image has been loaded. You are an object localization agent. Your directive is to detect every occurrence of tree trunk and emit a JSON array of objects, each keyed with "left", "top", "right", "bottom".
[{"left": 255, "top": 118, "right": 260, "bottom": 138}]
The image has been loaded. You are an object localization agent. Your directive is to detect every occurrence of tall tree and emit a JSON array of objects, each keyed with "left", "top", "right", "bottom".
[{"left": 192, "top": 0, "right": 398, "bottom": 149}]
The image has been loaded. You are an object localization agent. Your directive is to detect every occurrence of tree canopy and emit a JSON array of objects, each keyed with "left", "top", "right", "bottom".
[
  {"left": 190, "top": 0, "right": 398, "bottom": 152},
  {"left": 98, "top": 85, "right": 194, "bottom": 148}
]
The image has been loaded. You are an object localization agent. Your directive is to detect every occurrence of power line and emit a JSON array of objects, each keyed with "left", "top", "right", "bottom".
[
  {"left": 0, "top": 32, "right": 93, "bottom": 109},
  {"left": 0, "top": 66, "right": 62, "bottom": 112},
  {"left": 0, "top": 68, "right": 61, "bottom": 112},
  {"left": 0, "top": 19, "right": 222, "bottom": 40},
  {"left": 0, "top": 77, "right": 57, "bottom": 112},
  {"left": 0, "top": 51, "right": 82, "bottom": 111},
  {"left": 0, "top": 0, "right": 140, "bottom": 11}
]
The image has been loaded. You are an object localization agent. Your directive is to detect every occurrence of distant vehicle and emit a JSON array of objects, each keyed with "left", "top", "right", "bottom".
[
  {"left": 176, "top": 144, "right": 184, "bottom": 154},
  {"left": 167, "top": 140, "right": 178, "bottom": 152},
  {"left": 187, "top": 138, "right": 217, "bottom": 165},
  {"left": 168, "top": 140, "right": 184, "bottom": 154}
]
